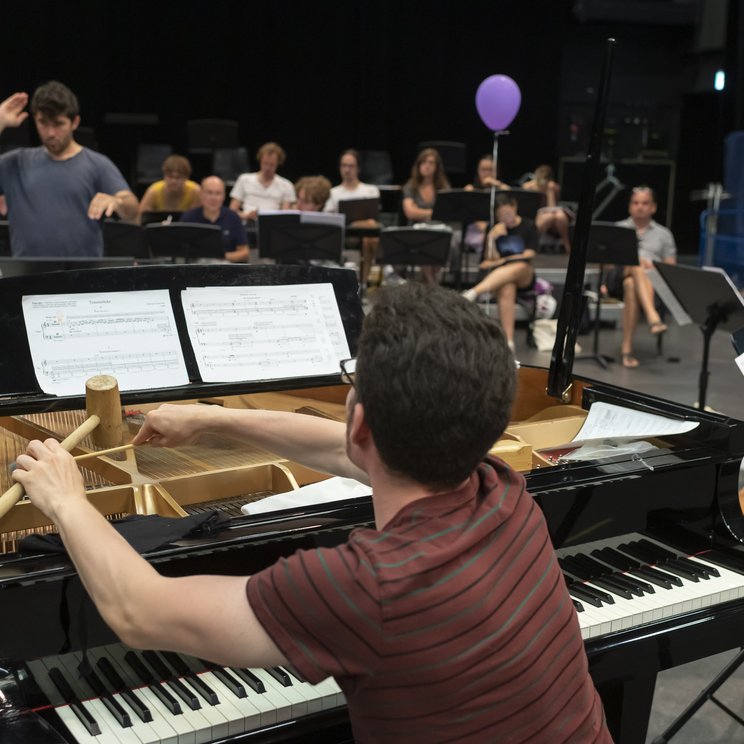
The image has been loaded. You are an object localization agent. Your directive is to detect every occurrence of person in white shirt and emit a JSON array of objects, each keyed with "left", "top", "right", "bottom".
[
  {"left": 229, "top": 142, "right": 295, "bottom": 221},
  {"left": 325, "top": 149, "right": 381, "bottom": 288}
]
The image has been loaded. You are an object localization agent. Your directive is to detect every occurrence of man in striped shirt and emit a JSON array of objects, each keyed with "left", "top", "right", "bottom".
[{"left": 15, "top": 284, "right": 611, "bottom": 743}]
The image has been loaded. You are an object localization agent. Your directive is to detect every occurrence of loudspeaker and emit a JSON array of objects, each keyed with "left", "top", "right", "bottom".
[{"left": 558, "top": 157, "right": 676, "bottom": 226}]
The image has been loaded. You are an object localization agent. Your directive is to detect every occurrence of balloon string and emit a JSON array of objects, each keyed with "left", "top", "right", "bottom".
[{"left": 488, "top": 129, "right": 508, "bottom": 230}]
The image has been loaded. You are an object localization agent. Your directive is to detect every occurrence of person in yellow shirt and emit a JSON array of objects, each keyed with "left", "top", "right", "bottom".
[{"left": 138, "top": 154, "right": 201, "bottom": 218}]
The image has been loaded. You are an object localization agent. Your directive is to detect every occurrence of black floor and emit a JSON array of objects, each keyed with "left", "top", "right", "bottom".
[{"left": 515, "top": 320, "right": 744, "bottom": 744}]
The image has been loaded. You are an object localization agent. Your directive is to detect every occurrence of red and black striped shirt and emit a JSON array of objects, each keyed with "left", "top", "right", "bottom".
[{"left": 247, "top": 457, "right": 611, "bottom": 743}]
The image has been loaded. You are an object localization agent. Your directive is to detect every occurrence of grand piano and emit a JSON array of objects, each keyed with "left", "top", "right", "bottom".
[{"left": 0, "top": 263, "right": 743, "bottom": 744}]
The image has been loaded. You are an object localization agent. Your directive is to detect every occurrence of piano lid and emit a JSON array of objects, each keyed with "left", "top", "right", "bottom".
[{"left": 0, "top": 263, "right": 364, "bottom": 413}]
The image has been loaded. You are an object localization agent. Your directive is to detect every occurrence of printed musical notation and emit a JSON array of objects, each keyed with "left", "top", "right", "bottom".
[
  {"left": 182, "top": 283, "right": 351, "bottom": 382},
  {"left": 22, "top": 290, "right": 189, "bottom": 396}
]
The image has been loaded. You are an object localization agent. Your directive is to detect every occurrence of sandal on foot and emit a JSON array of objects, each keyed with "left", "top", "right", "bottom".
[
  {"left": 621, "top": 353, "right": 640, "bottom": 368},
  {"left": 649, "top": 321, "right": 667, "bottom": 335}
]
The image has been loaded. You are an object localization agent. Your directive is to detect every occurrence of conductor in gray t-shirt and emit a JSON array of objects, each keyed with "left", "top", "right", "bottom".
[{"left": 0, "top": 81, "right": 138, "bottom": 257}]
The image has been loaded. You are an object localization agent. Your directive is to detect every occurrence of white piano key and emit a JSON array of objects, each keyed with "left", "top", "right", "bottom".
[
  {"left": 229, "top": 667, "right": 290, "bottom": 724},
  {"left": 282, "top": 668, "right": 339, "bottom": 712},
  {"left": 253, "top": 667, "right": 307, "bottom": 718}
]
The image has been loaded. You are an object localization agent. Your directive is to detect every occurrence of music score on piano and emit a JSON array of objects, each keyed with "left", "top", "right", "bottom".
[
  {"left": 22, "top": 290, "right": 189, "bottom": 397},
  {"left": 182, "top": 284, "right": 350, "bottom": 383}
]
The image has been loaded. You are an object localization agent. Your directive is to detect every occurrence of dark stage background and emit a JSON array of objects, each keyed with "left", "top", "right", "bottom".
[{"left": 0, "top": 0, "right": 737, "bottom": 253}]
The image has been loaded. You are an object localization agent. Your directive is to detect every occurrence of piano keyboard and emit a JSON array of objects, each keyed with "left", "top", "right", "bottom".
[
  {"left": 25, "top": 643, "right": 345, "bottom": 744},
  {"left": 557, "top": 533, "right": 744, "bottom": 640}
]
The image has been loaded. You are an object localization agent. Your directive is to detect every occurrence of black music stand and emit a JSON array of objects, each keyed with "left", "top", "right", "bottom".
[
  {"left": 143, "top": 223, "right": 224, "bottom": 262},
  {"left": 500, "top": 188, "right": 543, "bottom": 220},
  {"left": 575, "top": 223, "right": 638, "bottom": 369},
  {"left": 0, "top": 220, "right": 9, "bottom": 256},
  {"left": 140, "top": 210, "right": 184, "bottom": 226},
  {"left": 432, "top": 189, "right": 491, "bottom": 288},
  {"left": 0, "top": 257, "right": 137, "bottom": 277},
  {"left": 654, "top": 262, "right": 744, "bottom": 409},
  {"left": 258, "top": 214, "right": 345, "bottom": 264},
  {"left": 379, "top": 227, "right": 452, "bottom": 268},
  {"left": 338, "top": 198, "right": 380, "bottom": 224},
  {"left": 102, "top": 219, "right": 148, "bottom": 259}
]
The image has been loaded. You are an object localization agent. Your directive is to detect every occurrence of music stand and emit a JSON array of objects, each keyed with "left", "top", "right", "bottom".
[
  {"left": 258, "top": 213, "right": 345, "bottom": 264},
  {"left": 432, "top": 189, "right": 491, "bottom": 288},
  {"left": 497, "top": 189, "right": 543, "bottom": 220},
  {"left": 102, "top": 219, "right": 148, "bottom": 259},
  {"left": 143, "top": 223, "right": 224, "bottom": 262},
  {"left": 655, "top": 263, "right": 744, "bottom": 409},
  {"left": 0, "top": 257, "right": 137, "bottom": 278},
  {"left": 338, "top": 198, "right": 380, "bottom": 224},
  {"left": 0, "top": 220, "right": 9, "bottom": 256},
  {"left": 379, "top": 227, "right": 452, "bottom": 268},
  {"left": 140, "top": 210, "right": 184, "bottom": 226},
  {"left": 575, "top": 222, "right": 638, "bottom": 369}
]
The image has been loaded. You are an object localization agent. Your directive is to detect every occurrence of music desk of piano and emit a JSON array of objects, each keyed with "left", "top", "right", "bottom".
[{"left": 0, "top": 265, "right": 744, "bottom": 744}]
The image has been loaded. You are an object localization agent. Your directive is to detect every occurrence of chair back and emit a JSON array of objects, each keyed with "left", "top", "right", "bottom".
[
  {"left": 358, "top": 150, "right": 394, "bottom": 185},
  {"left": 187, "top": 119, "right": 239, "bottom": 152},
  {"left": 136, "top": 144, "right": 173, "bottom": 186},
  {"left": 212, "top": 147, "right": 249, "bottom": 188}
]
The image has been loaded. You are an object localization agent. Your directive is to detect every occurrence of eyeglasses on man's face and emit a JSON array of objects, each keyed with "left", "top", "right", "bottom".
[{"left": 339, "top": 358, "right": 356, "bottom": 388}]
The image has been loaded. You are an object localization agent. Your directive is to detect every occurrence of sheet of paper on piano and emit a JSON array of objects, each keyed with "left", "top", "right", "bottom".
[
  {"left": 571, "top": 401, "right": 699, "bottom": 445},
  {"left": 182, "top": 283, "right": 351, "bottom": 382},
  {"left": 21, "top": 290, "right": 189, "bottom": 396},
  {"left": 241, "top": 476, "right": 372, "bottom": 515}
]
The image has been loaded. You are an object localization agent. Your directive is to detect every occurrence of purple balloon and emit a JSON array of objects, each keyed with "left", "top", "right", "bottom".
[{"left": 475, "top": 75, "right": 522, "bottom": 131}]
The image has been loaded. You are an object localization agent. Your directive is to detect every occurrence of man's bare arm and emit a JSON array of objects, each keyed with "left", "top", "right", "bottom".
[{"left": 131, "top": 404, "right": 369, "bottom": 484}]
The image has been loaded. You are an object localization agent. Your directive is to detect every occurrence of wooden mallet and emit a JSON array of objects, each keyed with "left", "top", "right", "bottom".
[{"left": 0, "top": 375, "right": 125, "bottom": 521}]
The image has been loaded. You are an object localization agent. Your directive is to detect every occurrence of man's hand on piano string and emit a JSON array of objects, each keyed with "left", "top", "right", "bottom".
[
  {"left": 11, "top": 438, "right": 85, "bottom": 523},
  {"left": 132, "top": 403, "right": 214, "bottom": 448}
]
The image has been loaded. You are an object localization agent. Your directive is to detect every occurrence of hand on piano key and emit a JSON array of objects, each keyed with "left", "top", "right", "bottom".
[
  {"left": 557, "top": 532, "right": 744, "bottom": 639},
  {"left": 26, "top": 642, "right": 344, "bottom": 744}
]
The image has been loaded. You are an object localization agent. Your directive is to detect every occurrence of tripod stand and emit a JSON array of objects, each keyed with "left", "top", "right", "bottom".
[{"left": 575, "top": 222, "right": 639, "bottom": 369}]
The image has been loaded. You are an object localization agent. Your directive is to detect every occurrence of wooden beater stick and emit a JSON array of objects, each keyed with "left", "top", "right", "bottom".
[
  {"left": 0, "top": 375, "right": 123, "bottom": 521},
  {"left": 74, "top": 443, "right": 135, "bottom": 462}
]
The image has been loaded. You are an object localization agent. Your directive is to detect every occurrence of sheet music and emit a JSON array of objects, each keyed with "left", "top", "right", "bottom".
[
  {"left": 22, "top": 290, "right": 188, "bottom": 396},
  {"left": 260, "top": 209, "right": 345, "bottom": 228},
  {"left": 182, "top": 283, "right": 351, "bottom": 382},
  {"left": 572, "top": 401, "right": 698, "bottom": 444}
]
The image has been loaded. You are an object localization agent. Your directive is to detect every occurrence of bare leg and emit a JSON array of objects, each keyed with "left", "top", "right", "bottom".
[
  {"left": 420, "top": 265, "right": 441, "bottom": 284},
  {"left": 361, "top": 237, "right": 379, "bottom": 286},
  {"left": 470, "top": 261, "right": 533, "bottom": 298},
  {"left": 627, "top": 266, "right": 662, "bottom": 326},
  {"left": 621, "top": 275, "right": 639, "bottom": 362},
  {"left": 496, "top": 282, "right": 518, "bottom": 345},
  {"left": 553, "top": 210, "right": 571, "bottom": 253}
]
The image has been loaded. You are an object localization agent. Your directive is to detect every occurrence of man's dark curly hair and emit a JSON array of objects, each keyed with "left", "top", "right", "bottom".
[
  {"left": 30, "top": 81, "right": 79, "bottom": 120},
  {"left": 355, "top": 283, "right": 515, "bottom": 490}
]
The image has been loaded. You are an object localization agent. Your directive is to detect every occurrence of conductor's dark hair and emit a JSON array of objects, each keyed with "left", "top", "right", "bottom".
[
  {"left": 30, "top": 81, "right": 79, "bottom": 120},
  {"left": 495, "top": 193, "right": 518, "bottom": 210},
  {"left": 355, "top": 284, "right": 515, "bottom": 490}
]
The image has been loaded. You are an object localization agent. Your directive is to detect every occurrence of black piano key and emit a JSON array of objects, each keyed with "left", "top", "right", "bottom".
[
  {"left": 282, "top": 666, "right": 304, "bottom": 684},
  {"left": 48, "top": 666, "right": 101, "bottom": 737},
  {"left": 266, "top": 667, "right": 292, "bottom": 687},
  {"left": 701, "top": 549, "right": 744, "bottom": 576},
  {"left": 124, "top": 651, "right": 182, "bottom": 715},
  {"left": 618, "top": 541, "right": 660, "bottom": 565},
  {"left": 675, "top": 556, "right": 717, "bottom": 578},
  {"left": 81, "top": 666, "right": 132, "bottom": 728},
  {"left": 199, "top": 660, "right": 246, "bottom": 699},
  {"left": 658, "top": 561, "right": 700, "bottom": 583},
  {"left": 671, "top": 558, "right": 709, "bottom": 581},
  {"left": 566, "top": 583, "right": 606, "bottom": 608},
  {"left": 142, "top": 651, "right": 201, "bottom": 710},
  {"left": 574, "top": 579, "right": 616, "bottom": 604},
  {"left": 610, "top": 572, "right": 653, "bottom": 596},
  {"left": 592, "top": 547, "right": 641, "bottom": 572},
  {"left": 162, "top": 652, "right": 220, "bottom": 706},
  {"left": 560, "top": 556, "right": 594, "bottom": 580},
  {"left": 572, "top": 553, "right": 611, "bottom": 579},
  {"left": 572, "top": 599, "right": 585, "bottom": 612},
  {"left": 97, "top": 657, "right": 153, "bottom": 723},
  {"left": 231, "top": 667, "right": 266, "bottom": 693},
  {"left": 637, "top": 538, "right": 678, "bottom": 562},
  {"left": 590, "top": 576, "right": 633, "bottom": 600},
  {"left": 630, "top": 566, "right": 676, "bottom": 590}
]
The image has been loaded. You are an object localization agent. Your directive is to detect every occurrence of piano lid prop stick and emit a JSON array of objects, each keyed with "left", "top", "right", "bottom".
[{"left": 0, "top": 375, "right": 124, "bottom": 521}]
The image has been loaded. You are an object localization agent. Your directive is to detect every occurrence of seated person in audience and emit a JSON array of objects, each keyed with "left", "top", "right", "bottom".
[
  {"left": 522, "top": 164, "right": 571, "bottom": 253},
  {"left": 229, "top": 142, "right": 295, "bottom": 221},
  {"left": 325, "top": 149, "right": 381, "bottom": 288},
  {"left": 605, "top": 185, "right": 675, "bottom": 368},
  {"left": 138, "top": 155, "right": 201, "bottom": 218},
  {"left": 402, "top": 147, "right": 451, "bottom": 284},
  {"left": 0, "top": 82, "right": 138, "bottom": 257},
  {"left": 462, "top": 193, "right": 538, "bottom": 353},
  {"left": 14, "top": 283, "right": 611, "bottom": 744},
  {"left": 179, "top": 176, "right": 249, "bottom": 262},
  {"left": 295, "top": 175, "right": 332, "bottom": 212},
  {"left": 463, "top": 154, "right": 510, "bottom": 258}
]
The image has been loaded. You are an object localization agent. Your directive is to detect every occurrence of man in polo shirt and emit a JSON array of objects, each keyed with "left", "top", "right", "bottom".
[
  {"left": 613, "top": 186, "right": 677, "bottom": 368},
  {"left": 0, "top": 82, "right": 138, "bottom": 257},
  {"left": 14, "top": 284, "right": 611, "bottom": 743}
]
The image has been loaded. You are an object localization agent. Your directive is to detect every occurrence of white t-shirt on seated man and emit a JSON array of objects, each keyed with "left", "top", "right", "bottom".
[
  {"left": 229, "top": 142, "right": 295, "bottom": 220},
  {"left": 324, "top": 181, "right": 380, "bottom": 213}
]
